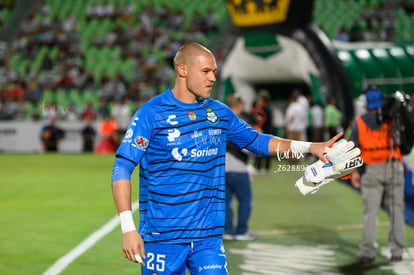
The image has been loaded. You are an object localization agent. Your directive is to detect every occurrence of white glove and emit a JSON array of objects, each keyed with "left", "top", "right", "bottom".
[{"left": 295, "top": 139, "right": 363, "bottom": 195}]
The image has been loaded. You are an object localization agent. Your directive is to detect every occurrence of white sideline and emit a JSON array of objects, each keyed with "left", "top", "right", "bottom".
[{"left": 42, "top": 202, "right": 139, "bottom": 275}]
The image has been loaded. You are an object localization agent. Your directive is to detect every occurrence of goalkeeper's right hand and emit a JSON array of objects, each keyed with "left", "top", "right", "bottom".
[{"left": 295, "top": 139, "right": 363, "bottom": 195}]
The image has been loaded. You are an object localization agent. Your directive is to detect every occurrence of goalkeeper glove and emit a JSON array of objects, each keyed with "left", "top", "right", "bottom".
[{"left": 295, "top": 139, "right": 363, "bottom": 195}]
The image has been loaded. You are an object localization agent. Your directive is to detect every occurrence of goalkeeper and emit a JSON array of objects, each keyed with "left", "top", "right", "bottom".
[{"left": 111, "top": 42, "right": 345, "bottom": 275}]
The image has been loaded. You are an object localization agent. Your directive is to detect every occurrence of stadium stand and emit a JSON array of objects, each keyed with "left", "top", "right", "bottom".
[
  {"left": 0, "top": 0, "right": 227, "bottom": 121},
  {"left": 0, "top": 0, "right": 413, "bottom": 122},
  {"left": 314, "top": 0, "right": 414, "bottom": 43}
]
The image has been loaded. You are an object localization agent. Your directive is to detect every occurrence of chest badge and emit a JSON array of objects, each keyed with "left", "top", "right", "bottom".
[
  {"left": 187, "top": 110, "right": 197, "bottom": 121},
  {"left": 206, "top": 108, "right": 219, "bottom": 124}
]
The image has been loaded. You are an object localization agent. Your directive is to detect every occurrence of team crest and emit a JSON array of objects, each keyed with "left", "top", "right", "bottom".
[
  {"left": 206, "top": 108, "right": 219, "bottom": 124},
  {"left": 187, "top": 110, "right": 197, "bottom": 120}
]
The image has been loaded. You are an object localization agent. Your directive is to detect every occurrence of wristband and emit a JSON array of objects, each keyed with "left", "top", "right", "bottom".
[
  {"left": 119, "top": 210, "right": 136, "bottom": 234},
  {"left": 290, "top": 140, "right": 311, "bottom": 154}
]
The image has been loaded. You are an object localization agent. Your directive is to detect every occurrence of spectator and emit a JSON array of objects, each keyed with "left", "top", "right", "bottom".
[
  {"left": 86, "top": 1, "right": 101, "bottom": 21},
  {"left": 14, "top": 99, "right": 27, "bottom": 120},
  {"left": 111, "top": 97, "right": 131, "bottom": 142},
  {"left": 56, "top": 68, "right": 75, "bottom": 91},
  {"left": 285, "top": 92, "right": 307, "bottom": 162},
  {"left": 205, "top": 8, "right": 219, "bottom": 32},
  {"left": 363, "top": 18, "right": 380, "bottom": 41},
  {"left": 0, "top": 95, "right": 17, "bottom": 119},
  {"left": 31, "top": 107, "right": 41, "bottom": 121},
  {"left": 24, "top": 79, "right": 43, "bottom": 107},
  {"left": 349, "top": 19, "right": 364, "bottom": 42},
  {"left": 96, "top": 98, "right": 110, "bottom": 120},
  {"left": 309, "top": 97, "right": 324, "bottom": 142},
  {"left": 6, "top": 82, "right": 25, "bottom": 101},
  {"left": 334, "top": 26, "right": 350, "bottom": 42},
  {"left": 324, "top": 97, "right": 342, "bottom": 138},
  {"left": 63, "top": 102, "right": 79, "bottom": 121},
  {"left": 81, "top": 118, "right": 97, "bottom": 153},
  {"left": 94, "top": 114, "right": 117, "bottom": 154},
  {"left": 285, "top": 90, "right": 308, "bottom": 141},
  {"left": 40, "top": 117, "right": 65, "bottom": 152},
  {"left": 350, "top": 87, "right": 406, "bottom": 263},
  {"left": 252, "top": 90, "right": 274, "bottom": 174},
  {"left": 223, "top": 94, "right": 258, "bottom": 241},
  {"left": 79, "top": 101, "right": 97, "bottom": 121}
]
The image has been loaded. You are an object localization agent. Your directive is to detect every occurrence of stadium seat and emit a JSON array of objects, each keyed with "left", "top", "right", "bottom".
[
  {"left": 368, "top": 48, "right": 404, "bottom": 95},
  {"left": 42, "top": 89, "right": 55, "bottom": 103},
  {"left": 387, "top": 45, "right": 414, "bottom": 93},
  {"left": 349, "top": 48, "right": 386, "bottom": 93},
  {"left": 68, "top": 89, "right": 83, "bottom": 108},
  {"left": 336, "top": 49, "right": 365, "bottom": 97},
  {"left": 83, "top": 90, "right": 99, "bottom": 108},
  {"left": 56, "top": 89, "right": 69, "bottom": 107}
]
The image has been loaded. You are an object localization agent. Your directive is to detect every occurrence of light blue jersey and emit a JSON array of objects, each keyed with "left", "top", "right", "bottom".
[{"left": 115, "top": 89, "right": 270, "bottom": 243}]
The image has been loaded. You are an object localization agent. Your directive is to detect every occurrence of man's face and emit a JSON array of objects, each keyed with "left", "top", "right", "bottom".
[{"left": 185, "top": 54, "right": 217, "bottom": 99}]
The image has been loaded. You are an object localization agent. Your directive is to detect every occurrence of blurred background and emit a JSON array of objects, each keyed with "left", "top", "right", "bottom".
[
  {"left": 0, "top": 0, "right": 414, "bottom": 152},
  {"left": 0, "top": 1, "right": 413, "bottom": 274}
]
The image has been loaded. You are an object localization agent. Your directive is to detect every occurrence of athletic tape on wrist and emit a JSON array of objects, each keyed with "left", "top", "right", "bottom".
[
  {"left": 119, "top": 210, "right": 136, "bottom": 234},
  {"left": 290, "top": 140, "right": 311, "bottom": 154}
]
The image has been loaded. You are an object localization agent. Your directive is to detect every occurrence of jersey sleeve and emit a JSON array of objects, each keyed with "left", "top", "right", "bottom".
[
  {"left": 225, "top": 106, "right": 260, "bottom": 146},
  {"left": 115, "top": 103, "right": 154, "bottom": 164},
  {"left": 225, "top": 105, "right": 273, "bottom": 156}
]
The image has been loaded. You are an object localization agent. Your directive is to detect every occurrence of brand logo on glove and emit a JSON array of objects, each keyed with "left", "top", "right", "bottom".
[
  {"left": 310, "top": 167, "right": 318, "bottom": 177},
  {"left": 344, "top": 157, "right": 363, "bottom": 170}
]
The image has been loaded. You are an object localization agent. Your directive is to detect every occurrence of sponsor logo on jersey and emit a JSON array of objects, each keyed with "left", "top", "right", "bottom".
[
  {"left": 167, "top": 128, "right": 181, "bottom": 142},
  {"left": 187, "top": 110, "right": 196, "bottom": 120},
  {"left": 133, "top": 136, "right": 149, "bottom": 150},
  {"left": 166, "top": 114, "right": 178, "bottom": 125},
  {"left": 124, "top": 128, "right": 133, "bottom": 139},
  {"left": 208, "top": 129, "right": 221, "bottom": 136},
  {"left": 206, "top": 108, "right": 219, "bottom": 124},
  {"left": 131, "top": 117, "right": 139, "bottom": 126},
  {"left": 171, "top": 148, "right": 188, "bottom": 161},
  {"left": 191, "top": 147, "right": 218, "bottom": 157},
  {"left": 198, "top": 264, "right": 224, "bottom": 273},
  {"left": 171, "top": 147, "right": 218, "bottom": 161},
  {"left": 191, "top": 130, "right": 203, "bottom": 139}
]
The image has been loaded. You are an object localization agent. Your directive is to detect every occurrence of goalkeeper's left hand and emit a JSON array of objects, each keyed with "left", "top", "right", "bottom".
[{"left": 295, "top": 139, "right": 363, "bottom": 195}]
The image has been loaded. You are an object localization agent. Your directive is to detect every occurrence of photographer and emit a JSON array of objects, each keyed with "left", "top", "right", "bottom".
[{"left": 350, "top": 87, "right": 406, "bottom": 263}]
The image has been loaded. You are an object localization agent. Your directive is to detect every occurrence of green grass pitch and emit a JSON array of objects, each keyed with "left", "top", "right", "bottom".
[{"left": 0, "top": 154, "right": 413, "bottom": 274}]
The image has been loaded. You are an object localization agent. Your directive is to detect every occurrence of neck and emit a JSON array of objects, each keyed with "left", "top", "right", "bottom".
[{"left": 172, "top": 86, "right": 198, "bottom": 104}]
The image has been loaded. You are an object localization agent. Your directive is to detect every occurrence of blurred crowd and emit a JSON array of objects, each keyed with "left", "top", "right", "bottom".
[
  {"left": 334, "top": 0, "right": 412, "bottom": 42},
  {"left": 0, "top": 0, "right": 413, "bottom": 155},
  {"left": 0, "top": 0, "right": 219, "bottom": 122}
]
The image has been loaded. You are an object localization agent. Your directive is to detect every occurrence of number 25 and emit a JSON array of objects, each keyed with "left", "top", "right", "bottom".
[{"left": 147, "top": 253, "right": 166, "bottom": 272}]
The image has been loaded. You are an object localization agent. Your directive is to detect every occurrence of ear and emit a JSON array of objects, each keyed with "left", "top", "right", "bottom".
[{"left": 177, "top": 64, "right": 187, "bottom": 78}]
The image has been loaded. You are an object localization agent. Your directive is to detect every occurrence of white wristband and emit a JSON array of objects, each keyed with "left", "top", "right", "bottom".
[
  {"left": 119, "top": 210, "right": 136, "bottom": 234},
  {"left": 290, "top": 140, "right": 311, "bottom": 154}
]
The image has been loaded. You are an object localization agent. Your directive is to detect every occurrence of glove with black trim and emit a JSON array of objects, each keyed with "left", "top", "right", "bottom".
[{"left": 295, "top": 139, "right": 363, "bottom": 195}]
